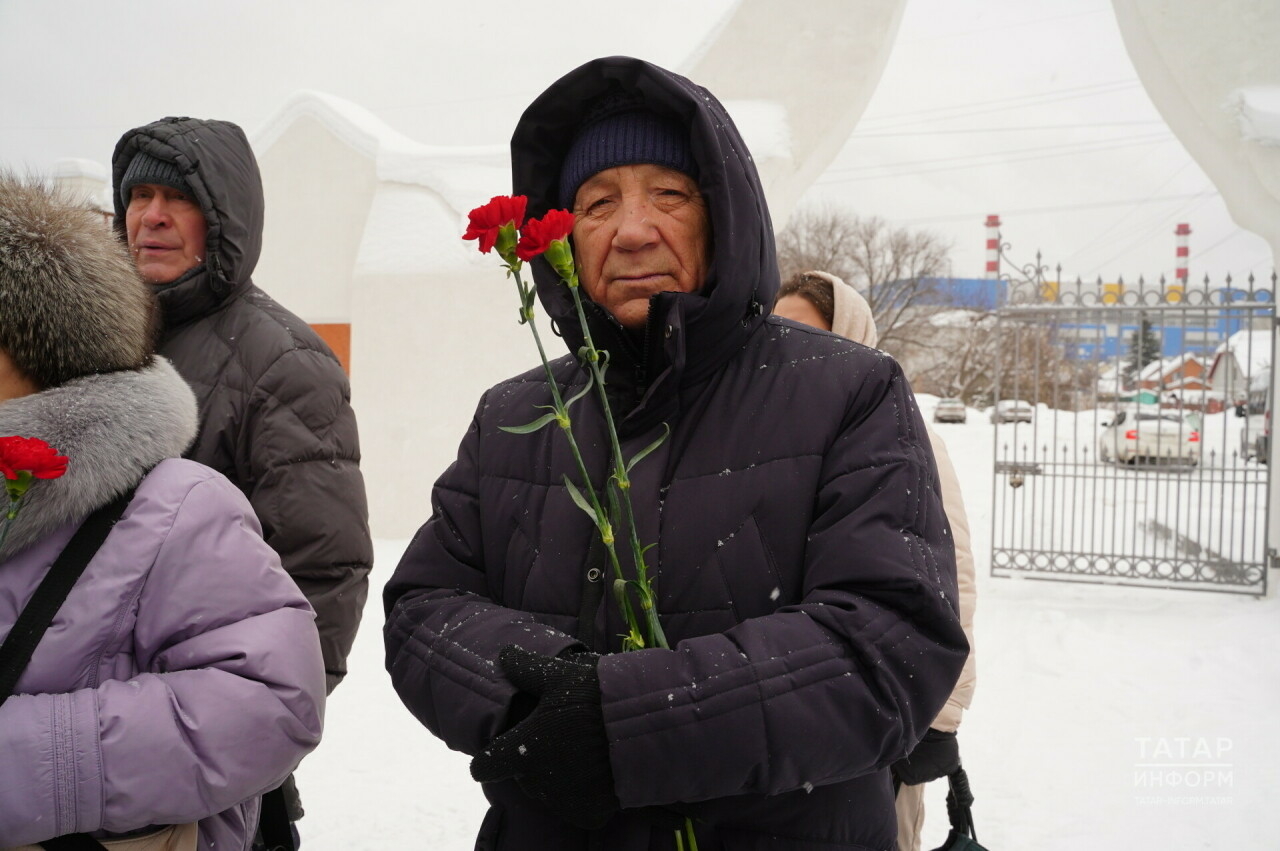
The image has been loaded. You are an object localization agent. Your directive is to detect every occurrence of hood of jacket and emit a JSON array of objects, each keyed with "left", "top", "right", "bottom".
[
  {"left": 111, "top": 117, "right": 264, "bottom": 327},
  {"left": 511, "top": 56, "right": 778, "bottom": 431},
  {"left": 819, "top": 270, "right": 880, "bottom": 348},
  {"left": 0, "top": 359, "right": 197, "bottom": 561}
]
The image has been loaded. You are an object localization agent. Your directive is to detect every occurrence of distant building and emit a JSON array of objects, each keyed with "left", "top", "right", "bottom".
[
  {"left": 1207, "top": 328, "right": 1273, "bottom": 406},
  {"left": 887, "top": 276, "right": 1267, "bottom": 364},
  {"left": 872, "top": 277, "right": 1007, "bottom": 311}
]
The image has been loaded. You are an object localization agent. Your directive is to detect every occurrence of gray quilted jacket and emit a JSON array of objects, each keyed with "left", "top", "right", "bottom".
[{"left": 110, "top": 118, "right": 372, "bottom": 697}]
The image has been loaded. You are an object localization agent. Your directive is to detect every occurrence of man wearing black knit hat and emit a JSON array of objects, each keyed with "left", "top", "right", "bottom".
[
  {"left": 386, "top": 57, "right": 967, "bottom": 850},
  {"left": 113, "top": 117, "right": 372, "bottom": 850},
  {"left": 556, "top": 91, "right": 707, "bottom": 333},
  {"left": 119, "top": 151, "right": 207, "bottom": 285}
]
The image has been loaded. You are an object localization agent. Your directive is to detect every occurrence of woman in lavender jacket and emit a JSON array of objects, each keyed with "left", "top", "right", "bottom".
[{"left": 0, "top": 175, "right": 326, "bottom": 850}]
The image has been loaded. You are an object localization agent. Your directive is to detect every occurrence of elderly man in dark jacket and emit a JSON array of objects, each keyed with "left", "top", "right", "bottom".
[
  {"left": 111, "top": 117, "right": 372, "bottom": 839},
  {"left": 385, "top": 56, "right": 967, "bottom": 851}
]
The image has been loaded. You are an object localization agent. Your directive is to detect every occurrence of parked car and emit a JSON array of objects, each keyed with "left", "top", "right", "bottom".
[
  {"left": 933, "top": 398, "right": 967, "bottom": 423},
  {"left": 990, "top": 399, "right": 1034, "bottom": 424},
  {"left": 1097, "top": 410, "right": 1200, "bottom": 465}
]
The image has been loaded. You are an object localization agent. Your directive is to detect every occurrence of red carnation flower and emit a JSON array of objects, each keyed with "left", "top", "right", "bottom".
[
  {"left": 463, "top": 195, "right": 528, "bottom": 255},
  {"left": 0, "top": 435, "right": 69, "bottom": 481},
  {"left": 516, "top": 209, "right": 576, "bottom": 262}
]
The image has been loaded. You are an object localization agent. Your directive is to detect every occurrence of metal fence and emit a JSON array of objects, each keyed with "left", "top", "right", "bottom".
[{"left": 991, "top": 264, "right": 1275, "bottom": 594}]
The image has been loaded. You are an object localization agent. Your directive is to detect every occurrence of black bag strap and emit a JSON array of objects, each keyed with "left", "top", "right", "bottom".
[
  {"left": 38, "top": 836, "right": 110, "bottom": 851},
  {"left": 0, "top": 487, "right": 136, "bottom": 851},
  {"left": 258, "top": 785, "right": 296, "bottom": 850},
  {"left": 0, "top": 486, "right": 135, "bottom": 706},
  {"left": 945, "top": 766, "right": 979, "bottom": 842}
]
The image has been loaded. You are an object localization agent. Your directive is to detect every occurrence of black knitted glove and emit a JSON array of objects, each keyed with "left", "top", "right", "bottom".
[
  {"left": 471, "top": 646, "right": 619, "bottom": 829},
  {"left": 891, "top": 728, "right": 961, "bottom": 786}
]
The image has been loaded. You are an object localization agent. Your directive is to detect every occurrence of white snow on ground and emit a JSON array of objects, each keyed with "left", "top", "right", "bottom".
[{"left": 297, "top": 402, "right": 1280, "bottom": 849}]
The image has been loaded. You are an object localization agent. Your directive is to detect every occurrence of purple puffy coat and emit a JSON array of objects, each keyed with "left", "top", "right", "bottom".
[
  {"left": 385, "top": 57, "right": 968, "bottom": 850},
  {"left": 0, "top": 361, "right": 325, "bottom": 850}
]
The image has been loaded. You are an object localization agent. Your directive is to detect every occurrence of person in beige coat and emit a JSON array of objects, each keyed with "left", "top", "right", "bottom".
[{"left": 774, "top": 270, "right": 978, "bottom": 851}]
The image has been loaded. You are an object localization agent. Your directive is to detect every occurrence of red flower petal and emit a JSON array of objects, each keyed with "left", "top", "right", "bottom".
[
  {"left": 0, "top": 435, "right": 68, "bottom": 481},
  {"left": 462, "top": 195, "right": 528, "bottom": 254},
  {"left": 516, "top": 209, "right": 576, "bottom": 262}
]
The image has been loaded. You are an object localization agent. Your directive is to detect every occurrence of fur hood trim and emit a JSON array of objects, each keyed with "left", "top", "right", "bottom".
[
  {"left": 0, "top": 358, "right": 197, "bottom": 561},
  {"left": 0, "top": 173, "right": 157, "bottom": 390}
]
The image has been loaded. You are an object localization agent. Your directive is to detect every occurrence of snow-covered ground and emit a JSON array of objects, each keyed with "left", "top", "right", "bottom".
[{"left": 296, "top": 400, "right": 1280, "bottom": 849}]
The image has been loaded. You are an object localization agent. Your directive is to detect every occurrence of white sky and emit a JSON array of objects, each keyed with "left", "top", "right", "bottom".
[
  {"left": 0, "top": 0, "right": 1273, "bottom": 285},
  {"left": 805, "top": 0, "right": 1275, "bottom": 284}
]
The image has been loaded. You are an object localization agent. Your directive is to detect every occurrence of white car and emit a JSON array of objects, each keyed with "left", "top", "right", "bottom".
[
  {"left": 990, "top": 400, "right": 1034, "bottom": 424},
  {"left": 1097, "top": 410, "right": 1200, "bottom": 465},
  {"left": 933, "top": 398, "right": 967, "bottom": 423}
]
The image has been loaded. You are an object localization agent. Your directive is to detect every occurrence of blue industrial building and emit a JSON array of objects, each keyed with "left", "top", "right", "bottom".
[{"left": 891, "top": 277, "right": 1270, "bottom": 361}]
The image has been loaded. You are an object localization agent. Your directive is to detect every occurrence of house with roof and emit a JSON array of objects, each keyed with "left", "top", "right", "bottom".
[
  {"left": 1207, "top": 328, "right": 1273, "bottom": 407},
  {"left": 1137, "top": 352, "right": 1208, "bottom": 394}
]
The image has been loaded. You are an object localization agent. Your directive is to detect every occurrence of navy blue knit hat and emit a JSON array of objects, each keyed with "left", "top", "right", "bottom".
[
  {"left": 558, "top": 93, "right": 698, "bottom": 207},
  {"left": 119, "top": 151, "right": 193, "bottom": 205}
]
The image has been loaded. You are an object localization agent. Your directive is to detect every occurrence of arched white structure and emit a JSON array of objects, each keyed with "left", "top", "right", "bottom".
[
  {"left": 1112, "top": 0, "right": 1280, "bottom": 559},
  {"left": 253, "top": 0, "right": 908, "bottom": 536},
  {"left": 1113, "top": 0, "right": 1280, "bottom": 258}
]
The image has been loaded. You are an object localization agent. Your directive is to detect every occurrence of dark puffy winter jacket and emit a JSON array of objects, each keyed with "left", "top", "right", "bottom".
[
  {"left": 111, "top": 118, "right": 372, "bottom": 698},
  {"left": 384, "top": 57, "right": 968, "bottom": 851}
]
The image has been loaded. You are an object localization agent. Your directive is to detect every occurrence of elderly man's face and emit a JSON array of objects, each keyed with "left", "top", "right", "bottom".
[
  {"left": 125, "top": 184, "right": 207, "bottom": 285},
  {"left": 572, "top": 164, "right": 709, "bottom": 330}
]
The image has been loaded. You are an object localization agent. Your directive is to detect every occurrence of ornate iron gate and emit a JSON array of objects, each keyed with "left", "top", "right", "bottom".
[{"left": 991, "top": 263, "right": 1275, "bottom": 594}]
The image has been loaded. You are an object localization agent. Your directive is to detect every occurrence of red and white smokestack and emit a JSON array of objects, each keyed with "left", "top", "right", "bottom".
[
  {"left": 985, "top": 214, "right": 1001, "bottom": 278},
  {"left": 1175, "top": 223, "right": 1191, "bottom": 285}
]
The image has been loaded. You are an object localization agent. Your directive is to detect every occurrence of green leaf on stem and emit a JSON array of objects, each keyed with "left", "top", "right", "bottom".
[
  {"left": 626, "top": 423, "right": 670, "bottom": 473},
  {"left": 562, "top": 475, "right": 599, "bottom": 522},
  {"left": 499, "top": 411, "right": 560, "bottom": 434},
  {"left": 563, "top": 371, "right": 595, "bottom": 409}
]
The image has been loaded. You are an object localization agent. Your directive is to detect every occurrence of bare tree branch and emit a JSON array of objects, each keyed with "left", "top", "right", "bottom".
[
  {"left": 777, "top": 206, "right": 951, "bottom": 350},
  {"left": 778, "top": 205, "right": 1096, "bottom": 410}
]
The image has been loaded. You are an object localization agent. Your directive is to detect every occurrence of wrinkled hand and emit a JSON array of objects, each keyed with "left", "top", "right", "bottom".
[
  {"left": 891, "top": 728, "right": 961, "bottom": 786},
  {"left": 471, "top": 646, "right": 619, "bottom": 829}
]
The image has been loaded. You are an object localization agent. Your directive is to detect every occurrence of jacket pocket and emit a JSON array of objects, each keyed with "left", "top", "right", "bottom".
[{"left": 711, "top": 515, "right": 786, "bottom": 620}]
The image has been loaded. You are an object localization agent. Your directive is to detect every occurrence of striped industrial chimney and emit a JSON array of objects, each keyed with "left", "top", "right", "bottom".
[
  {"left": 1175, "top": 223, "right": 1191, "bottom": 285},
  {"left": 985, "top": 214, "right": 1001, "bottom": 278}
]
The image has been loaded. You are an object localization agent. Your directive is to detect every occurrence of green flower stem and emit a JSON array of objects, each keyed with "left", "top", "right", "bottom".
[
  {"left": 561, "top": 279, "right": 670, "bottom": 651},
  {"left": 555, "top": 271, "right": 688, "bottom": 848},
  {"left": 508, "top": 242, "right": 693, "bottom": 849},
  {"left": 0, "top": 494, "right": 24, "bottom": 552},
  {"left": 509, "top": 265, "right": 632, "bottom": 625}
]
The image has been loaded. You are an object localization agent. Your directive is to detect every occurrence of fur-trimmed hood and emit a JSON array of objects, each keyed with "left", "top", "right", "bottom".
[
  {"left": 0, "top": 174, "right": 157, "bottom": 390},
  {"left": 0, "top": 358, "right": 197, "bottom": 561}
]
